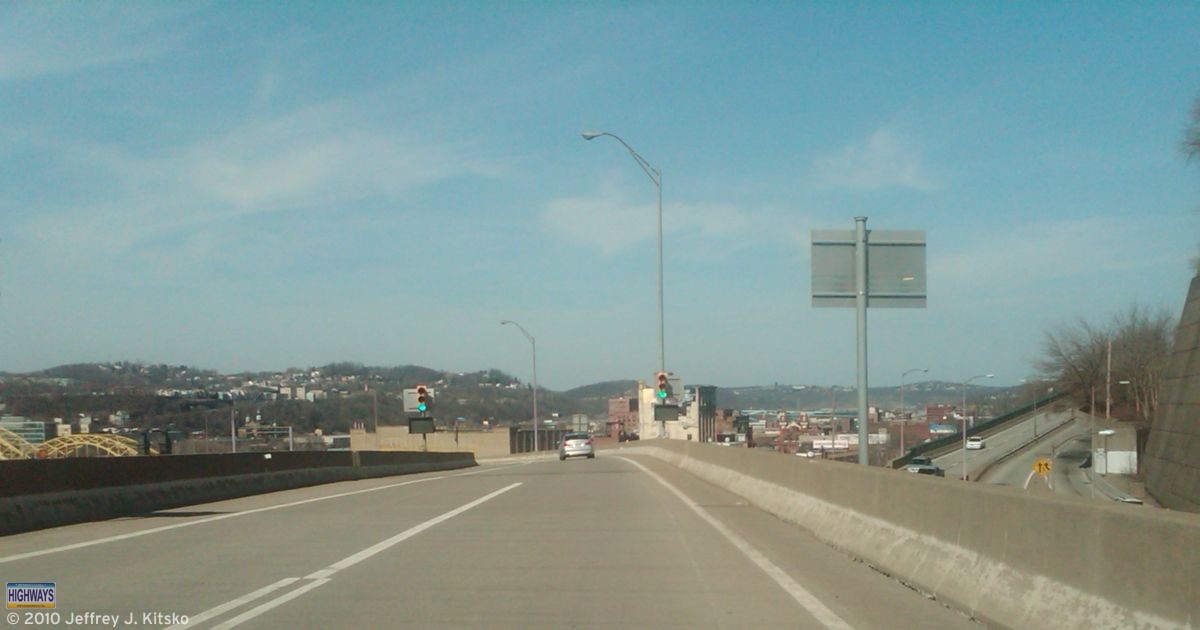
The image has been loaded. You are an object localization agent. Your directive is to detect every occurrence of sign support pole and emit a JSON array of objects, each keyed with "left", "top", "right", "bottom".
[
  {"left": 812, "top": 221, "right": 925, "bottom": 466},
  {"left": 855, "top": 217, "right": 869, "bottom": 465}
]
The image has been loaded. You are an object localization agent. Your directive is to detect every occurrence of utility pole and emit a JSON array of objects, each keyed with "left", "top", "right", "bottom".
[{"left": 1106, "top": 340, "right": 1113, "bottom": 421}]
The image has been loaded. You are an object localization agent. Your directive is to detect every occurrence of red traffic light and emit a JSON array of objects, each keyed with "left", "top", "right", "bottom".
[{"left": 416, "top": 385, "right": 429, "bottom": 412}]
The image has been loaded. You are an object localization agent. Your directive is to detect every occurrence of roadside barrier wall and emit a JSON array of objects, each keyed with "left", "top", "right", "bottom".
[
  {"left": 629, "top": 441, "right": 1198, "bottom": 630},
  {"left": 1145, "top": 274, "right": 1200, "bottom": 512},
  {"left": 0, "top": 451, "right": 475, "bottom": 535}
]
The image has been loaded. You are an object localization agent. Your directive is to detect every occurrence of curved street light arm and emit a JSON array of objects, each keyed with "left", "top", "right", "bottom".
[
  {"left": 500, "top": 320, "right": 534, "bottom": 345},
  {"left": 500, "top": 320, "right": 539, "bottom": 452},
  {"left": 587, "top": 132, "right": 661, "bottom": 187}
]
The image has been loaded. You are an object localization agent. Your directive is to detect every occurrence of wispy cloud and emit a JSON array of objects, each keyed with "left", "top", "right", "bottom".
[
  {"left": 0, "top": 3, "right": 199, "bottom": 81},
  {"left": 932, "top": 217, "right": 1147, "bottom": 291},
  {"left": 542, "top": 194, "right": 657, "bottom": 256},
  {"left": 541, "top": 190, "right": 758, "bottom": 257},
  {"left": 809, "top": 128, "right": 939, "bottom": 192},
  {"left": 14, "top": 95, "right": 500, "bottom": 268}
]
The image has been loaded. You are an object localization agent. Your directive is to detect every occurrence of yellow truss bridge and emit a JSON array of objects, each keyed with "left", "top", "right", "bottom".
[
  {"left": 0, "top": 430, "right": 152, "bottom": 459},
  {"left": 0, "top": 426, "right": 37, "bottom": 460}
]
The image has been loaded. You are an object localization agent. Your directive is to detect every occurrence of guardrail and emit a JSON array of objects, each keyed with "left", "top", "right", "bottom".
[{"left": 892, "top": 390, "right": 1070, "bottom": 469}]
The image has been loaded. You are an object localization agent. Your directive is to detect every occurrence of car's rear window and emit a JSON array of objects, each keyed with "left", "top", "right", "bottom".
[{"left": 565, "top": 433, "right": 589, "bottom": 441}]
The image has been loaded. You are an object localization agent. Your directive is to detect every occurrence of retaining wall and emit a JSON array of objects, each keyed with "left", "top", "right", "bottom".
[
  {"left": 1145, "top": 274, "right": 1200, "bottom": 512},
  {"left": 627, "top": 441, "right": 1198, "bottom": 630},
  {"left": 0, "top": 451, "right": 475, "bottom": 536}
]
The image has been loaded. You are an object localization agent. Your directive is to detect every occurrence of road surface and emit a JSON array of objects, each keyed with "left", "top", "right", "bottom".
[
  {"left": 977, "top": 419, "right": 1107, "bottom": 500},
  {"left": 1, "top": 456, "right": 978, "bottom": 629},
  {"left": 932, "top": 409, "right": 1074, "bottom": 481}
]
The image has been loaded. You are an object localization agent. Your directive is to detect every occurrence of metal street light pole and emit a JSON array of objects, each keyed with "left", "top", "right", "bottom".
[
  {"left": 501, "top": 320, "right": 539, "bottom": 453},
  {"left": 900, "top": 368, "right": 927, "bottom": 456},
  {"left": 582, "top": 131, "right": 665, "bottom": 374},
  {"left": 1020, "top": 378, "right": 1047, "bottom": 439},
  {"left": 961, "top": 373, "right": 994, "bottom": 480},
  {"left": 1033, "top": 385, "right": 1054, "bottom": 439}
]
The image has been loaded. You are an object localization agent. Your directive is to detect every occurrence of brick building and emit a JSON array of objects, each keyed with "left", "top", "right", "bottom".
[{"left": 607, "top": 396, "right": 639, "bottom": 436}]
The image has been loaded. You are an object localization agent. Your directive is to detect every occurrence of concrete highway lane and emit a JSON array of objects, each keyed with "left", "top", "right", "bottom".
[
  {"left": 1, "top": 457, "right": 978, "bottom": 629},
  {"left": 978, "top": 419, "right": 1104, "bottom": 500},
  {"left": 933, "top": 409, "right": 1074, "bottom": 481}
]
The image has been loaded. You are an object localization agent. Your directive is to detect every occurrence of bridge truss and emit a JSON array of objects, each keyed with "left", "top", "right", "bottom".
[
  {"left": 39, "top": 434, "right": 146, "bottom": 458},
  {"left": 0, "top": 432, "right": 151, "bottom": 459},
  {"left": 0, "top": 426, "right": 37, "bottom": 460}
]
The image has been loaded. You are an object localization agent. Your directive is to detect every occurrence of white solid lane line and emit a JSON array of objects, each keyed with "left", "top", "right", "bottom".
[
  {"left": 209, "top": 579, "right": 332, "bottom": 630},
  {"left": 323, "top": 482, "right": 522, "bottom": 574},
  {"left": 0, "top": 463, "right": 524, "bottom": 565},
  {"left": 164, "top": 578, "right": 300, "bottom": 630},
  {"left": 615, "top": 456, "right": 854, "bottom": 630},
  {"left": 179, "top": 482, "right": 523, "bottom": 629}
]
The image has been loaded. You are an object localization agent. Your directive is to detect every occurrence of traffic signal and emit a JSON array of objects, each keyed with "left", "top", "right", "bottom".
[
  {"left": 416, "top": 385, "right": 429, "bottom": 413},
  {"left": 656, "top": 372, "right": 669, "bottom": 401}
]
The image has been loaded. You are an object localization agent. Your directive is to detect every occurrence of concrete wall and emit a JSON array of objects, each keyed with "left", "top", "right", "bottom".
[
  {"left": 1145, "top": 275, "right": 1200, "bottom": 512},
  {"left": 0, "top": 450, "right": 475, "bottom": 536},
  {"left": 626, "top": 441, "right": 1199, "bottom": 630},
  {"left": 349, "top": 426, "right": 513, "bottom": 458}
]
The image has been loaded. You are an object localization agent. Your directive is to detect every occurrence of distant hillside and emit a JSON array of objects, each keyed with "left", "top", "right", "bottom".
[
  {"left": 0, "top": 362, "right": 1030, "bottom": 431},
  {"left": 564, "top": 380, "right": 638, "bottom": 401}
]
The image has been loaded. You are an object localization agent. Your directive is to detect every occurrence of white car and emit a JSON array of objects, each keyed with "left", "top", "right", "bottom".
[
  {"left": 966, "top": 436, "right": 985, "bottom": 450},
  {"left": 558, "top": 432, "right": 595, "bottom": 460}
]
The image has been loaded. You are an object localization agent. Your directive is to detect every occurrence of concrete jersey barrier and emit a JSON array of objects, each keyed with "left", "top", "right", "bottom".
[
  {"left": 625, "top": 441, "right": 1198, "bottom": 630},
  {"left": 0, "top": 451, "right": 476, "bottom": 536}
]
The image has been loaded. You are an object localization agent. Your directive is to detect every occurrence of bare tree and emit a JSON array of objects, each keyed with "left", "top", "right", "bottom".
[
  {"left": 1186, "top": 98, "right": 1200, "bottom": 274},
  {"left": 1112, "top": 304, "right": 1174, "bottom": 424},
  {"left": 1187, "top": 98, "right": 1200, "bottom": 158},
  {"left": 1037, "top": 318, "right": 1109, "bottom": 414},
  {"left": 1038, "top": 305, "right": 1174, "bottom": 424}
]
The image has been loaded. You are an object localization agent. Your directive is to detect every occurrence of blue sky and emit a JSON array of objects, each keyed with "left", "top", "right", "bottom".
[{"left": 1, "top": 2, "right": 1197, "bottom": 390}]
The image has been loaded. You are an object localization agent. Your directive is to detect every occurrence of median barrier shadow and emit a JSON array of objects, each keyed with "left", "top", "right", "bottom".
[
  {"left": 128, "top": 510, "right": 229, "bottom": 518},
  {"left": 0, "top": 450, "right": 477, "bottom": 536}
]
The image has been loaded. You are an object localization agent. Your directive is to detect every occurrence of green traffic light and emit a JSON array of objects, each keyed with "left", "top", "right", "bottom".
[
  {"left": 418, "top": 403, "right": 427, "bottom": 412},
  {"left": 657, "top": 390, "right": 667, "bottom": 399}
]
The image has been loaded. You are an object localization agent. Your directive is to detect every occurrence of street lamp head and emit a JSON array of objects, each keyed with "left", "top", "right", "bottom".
[
  {"left": 985, "top": 374, "right": 994, "bottom": 379},
  {"left": 500, "top": 320, "right": 511, "bottom": 325},
  {"left": 580, "top": 131, "right": 604, "bottom": 140}
]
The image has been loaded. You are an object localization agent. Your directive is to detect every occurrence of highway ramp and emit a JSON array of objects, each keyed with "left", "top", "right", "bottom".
[{"left": 1, "top": 456, "right": 977, "bottom": 629}]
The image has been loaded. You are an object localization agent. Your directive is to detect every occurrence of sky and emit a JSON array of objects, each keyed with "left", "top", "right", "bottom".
[{"left": 1, "top": 2, "right": 1198, "bottom": 391}]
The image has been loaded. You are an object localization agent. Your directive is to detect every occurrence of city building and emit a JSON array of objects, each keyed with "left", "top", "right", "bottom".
[
  {"left": 635, "top": 379, "right": 719, "bottom": 442},
  {"left": 926, "top": 404, "right": 956, "bottom": 423},
  {"left": 0, "top": 416, "right": 47, "bottom": 444},
  {"left": 607, "top": 396, "right": 638, "bottom": 436}
]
